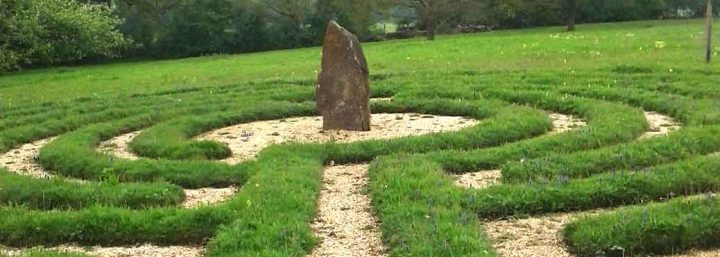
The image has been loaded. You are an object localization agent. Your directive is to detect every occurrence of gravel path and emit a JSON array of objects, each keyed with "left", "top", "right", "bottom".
[
  {"left": 97, "top": 131, "right": 141, "bottom": 160},
  {"left": 308, "top": 164, "right": 387, "bottom": 257},
  {"left": 453, "top": 111, "right": 709, "bottom": 257},
  {"left": 0, "top": 137, "right": 58, "bottom": 179},
  {"left": 453, "top": 112, "right": 586, "bottom": 189},
  {"left": 304, "top": 114, "right": 479, "bottom": 257},
  {"left": 1, "top": 245, "right": 204, "bottom": 257},
  {"left": 197, "top": 113, "right": 478, "bottom": 164},
  {"left": 641, "top": 111, "right": 681, "bottom": 139},
  {"left": 1, "top": 112, "right": 478, "bottom": 257},
  {"left": 0, "top": 138, "right": 234, "bottom": 256}
]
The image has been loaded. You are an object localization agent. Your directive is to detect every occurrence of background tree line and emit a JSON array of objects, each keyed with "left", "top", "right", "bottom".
[{"left": 0, "top": 0, "right": 718, "bottom": 71}]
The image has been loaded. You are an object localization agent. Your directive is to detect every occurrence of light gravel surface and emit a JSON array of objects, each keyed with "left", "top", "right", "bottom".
[
  {"left": 306, "top": 114, "right": 479, "bottom": 257},
  {"left": 182, "top": 186, "right": 238, "bottom": 208},
  {"left": 97, "top": 131, "right": 141, "bottom": 160},
  {"left": 0, "top": 137, "right": 58, "bottom": 179},
  {"left": 197, "top": 113, "right": 479, "bottom": 164},
  {"left": 2, "top": 112, "right": 478, "bottom": 257},
  {"left": 641, "top": 111, "right": 681, "bottom": 139},
  {"left": 1, "top": 244, "right": 204, "bottom": 257},
  {"left": 453, "top": 112, "right": 586, "bottom": 189},
  {"left": 308, "top": 164, "right": 387, "bottom": 257},
  {"left": 457, "top": 111, "right": 707, "bottom": 257},
  {"left": 547, "top": 113, "right": 587, "bottom": 135}
]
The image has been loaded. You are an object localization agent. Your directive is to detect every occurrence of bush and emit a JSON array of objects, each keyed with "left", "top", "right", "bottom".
[{"left": 0, "top": 0, "right": 130, "bottom": 71}]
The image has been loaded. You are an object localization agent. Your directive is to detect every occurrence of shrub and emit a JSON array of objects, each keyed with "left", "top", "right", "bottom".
[{"left": 0, "top": 0, "right": 130, "bottom": 71}]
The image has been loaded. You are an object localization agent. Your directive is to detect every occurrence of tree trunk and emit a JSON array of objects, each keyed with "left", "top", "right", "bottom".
[
  {"left": 567, "top": 0, "right": 577, "bottom": 31},
  {"left": 706, "top": 0, "right": 713, "bottom": 63},
  {"left": 290, "top": 16, "right": 303, "bottom": 48},
  {"left": 427, "top": 21, "right": 436, "bottom": 40}
]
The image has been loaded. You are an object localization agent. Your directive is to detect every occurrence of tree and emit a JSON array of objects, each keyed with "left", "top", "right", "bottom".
[
  {"left": 395, "top": 0, "right": 461, "bottom": 40},
  {"left": 261, "top": 0, "right": 315, "bottom": 47},
  {"left": 157, "top": 0, "right": 269, "bottom": 57},
  {"left": 112, "top": 0, "right": 185, "bottom": 55},
  {"left": 0, "top": 0, "right": 130, "bottom": 71},
  {"left": 565, "top": 0, "right": 578, "bottom": 31},
  {"left": 706, "top": 0, "right": 713, "bottom": 63}
]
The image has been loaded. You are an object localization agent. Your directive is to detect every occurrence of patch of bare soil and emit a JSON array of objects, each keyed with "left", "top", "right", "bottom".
[
  {"left": 1, "top": 244, "right": 204, "bottom": 257},
  {"left": 197, "top": 113, "right": 479, "bottom": 164},
  {"left": 308, "top": 164, "right": 387, "bottom": 257},
  {"left": 641, "top": 111, "right": 681, "bottom": 139},
  {"left": 97, "top": 131, "right": 141, "bottom": 160}
]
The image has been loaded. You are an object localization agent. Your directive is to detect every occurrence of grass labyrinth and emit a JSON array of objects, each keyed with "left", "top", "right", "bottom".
[{"left": 2, "top": 19, "right": 720, "bottom": 257}]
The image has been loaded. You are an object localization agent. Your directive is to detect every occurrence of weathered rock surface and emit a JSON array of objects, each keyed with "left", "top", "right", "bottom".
[{"left": 316, "top": 21, "right": 371, "bottom": 131}]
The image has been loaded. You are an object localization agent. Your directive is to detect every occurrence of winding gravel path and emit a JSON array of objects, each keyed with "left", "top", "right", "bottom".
[
  {"left": 1, "top": 113, "right": 479, "bottom": 257},
  {"left": 453, "top": 111, "right": 716, "bottom": 257},
  {"left": 453, "top": 112, "right": 586, "bottom": 189}
]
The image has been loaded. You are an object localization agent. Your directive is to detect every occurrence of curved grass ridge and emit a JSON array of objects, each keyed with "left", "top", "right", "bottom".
[
  {"left": 563, "top": 193, "right": 720, "bottom": 256},
  {"left": 501, "top": 126, "right": 720, "bottom": 182},
  {"left": 0, "top": 97, "right": 550, "bottom": 256},
  {"left": 466, "top": 154, "right": 720, "bottom": 219},
  {"left": 38, "top": 114, "right": 252, "bottom": 188},
  {"left": 365, "top": 80, "right": 720, "bottom": 256},
  {"left": 422, "top": 91, "right": 648, "bottom": 173},
  {"left": 0, "top": 171, "right": 184, "bottom": 210},
  {"left": 128, "top": 98, "right": 318, "bottom": 161},
  {"left": 3, "top": 66, "right": 720, "bottom": 257}
]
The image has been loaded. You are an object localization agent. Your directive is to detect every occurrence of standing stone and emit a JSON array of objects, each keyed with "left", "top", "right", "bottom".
[{"left": 316, "top": 21, "right": 371, "bottom": 131}]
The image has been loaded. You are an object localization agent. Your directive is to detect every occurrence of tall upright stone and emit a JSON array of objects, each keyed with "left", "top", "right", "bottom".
[{"left": 316, "top": 21, "right": 371, "bottom": 131}]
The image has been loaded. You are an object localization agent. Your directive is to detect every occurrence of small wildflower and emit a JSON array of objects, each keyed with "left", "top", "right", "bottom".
[{"left": 655, "top": 41, "right": 666, "bottom": 49}]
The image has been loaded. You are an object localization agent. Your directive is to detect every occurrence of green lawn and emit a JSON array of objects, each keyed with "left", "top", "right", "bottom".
[
  {"left": 1, "top": 19, "right": 717, "bottom": 103},
  {"left": 1, "top": 18, "right": 720, "bottom": 257}
]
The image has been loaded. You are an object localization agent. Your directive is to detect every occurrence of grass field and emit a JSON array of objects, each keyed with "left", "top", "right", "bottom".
[{"left": 1, "top": 18, "right": 720, "bottom": 257}]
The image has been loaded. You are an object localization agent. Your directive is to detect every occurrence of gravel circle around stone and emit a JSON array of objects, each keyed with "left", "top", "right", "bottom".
[
  {"left": 196, "top": 113, "right": 479, "bottom": 164},
  {"left": 1, "top": 112, "right": 479, "bottom": 257}
]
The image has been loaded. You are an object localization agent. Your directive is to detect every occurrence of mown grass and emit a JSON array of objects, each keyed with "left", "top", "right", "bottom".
[
  {"left": 0, "top": 19, "right": 718, "bottom": 103},
  {"left": 0, "top": 171, "right": 184, "bottom": 210},
  {"left": 2, "top": 18, "right": 720, "bottom": 257},
  {"left": 564, "top": 194, "right": 720, "bottom": 256}
]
